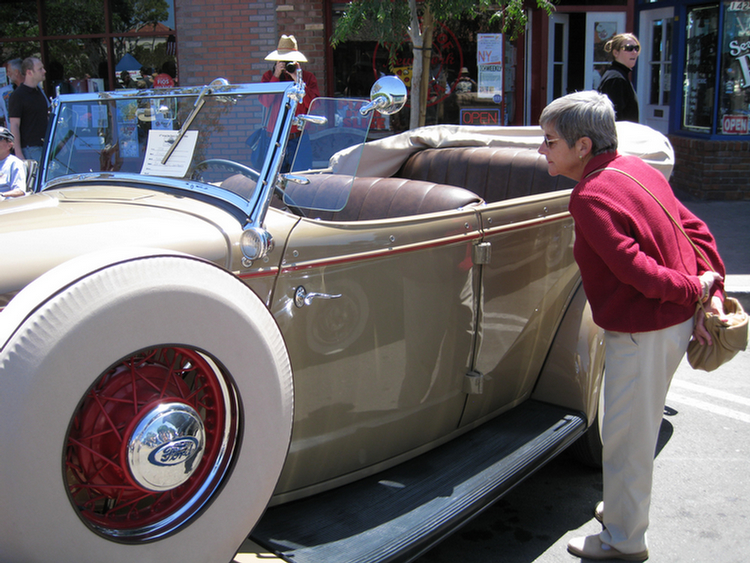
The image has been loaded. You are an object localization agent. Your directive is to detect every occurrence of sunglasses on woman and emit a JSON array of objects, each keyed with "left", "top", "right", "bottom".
[{"left": 621, "top": 44, "right": 640, "bottom": 52}]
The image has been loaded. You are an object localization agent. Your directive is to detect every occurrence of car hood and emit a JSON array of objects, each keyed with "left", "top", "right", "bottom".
[{"left": 0, "top": 185, "right": 241, "bottom": 295}]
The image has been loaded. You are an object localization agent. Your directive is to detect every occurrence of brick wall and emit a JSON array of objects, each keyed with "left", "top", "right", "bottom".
[
  {"left": 175, "top": 0, "right": 327, "bottom": 92},
  {"left": 274, "top": 0, "right": 327, "bottom": 91},
  {"left": 669, "top": 135, "right": 750, "bottom": 200}
]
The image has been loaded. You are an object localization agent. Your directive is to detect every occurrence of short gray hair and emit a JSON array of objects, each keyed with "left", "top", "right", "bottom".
[
  {"left": 7, "top": 58, "right": 22, "bottom": 73},
  {"left": 539, "top": 91, "right": 618, "bottom": 155}
]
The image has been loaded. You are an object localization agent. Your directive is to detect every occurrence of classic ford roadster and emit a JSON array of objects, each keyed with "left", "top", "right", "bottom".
[{"left": 0, "top": 75, "right": 674, "bottom": 563}]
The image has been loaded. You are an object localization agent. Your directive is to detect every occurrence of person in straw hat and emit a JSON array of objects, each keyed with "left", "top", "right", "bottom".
[
  {"left": 454, "top": 67, "right": 476, "bottom": 94},
  {"left": 259, "top": 35, "right": 320, "bottom": 171}
]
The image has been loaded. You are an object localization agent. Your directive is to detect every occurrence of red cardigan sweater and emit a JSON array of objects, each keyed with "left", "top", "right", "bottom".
[{"left": 570, "top": 152, "right": 725, "bottom": 333}]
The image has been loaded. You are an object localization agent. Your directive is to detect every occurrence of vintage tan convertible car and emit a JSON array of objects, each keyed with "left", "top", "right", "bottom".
[{"left": 0, "top": 76, "right": 674, "bottom": 563}]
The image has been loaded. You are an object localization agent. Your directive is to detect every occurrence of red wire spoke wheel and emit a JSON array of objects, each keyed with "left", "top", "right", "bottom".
[{"left": 65, "top": 346, "right": 238, "bottom": 539}]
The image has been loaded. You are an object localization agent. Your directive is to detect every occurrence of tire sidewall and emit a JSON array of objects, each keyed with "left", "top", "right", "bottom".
[{"left": 0, "top": 255, "right": 293, "bottom": 563}]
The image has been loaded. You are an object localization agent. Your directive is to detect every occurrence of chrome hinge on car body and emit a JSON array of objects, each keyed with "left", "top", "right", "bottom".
[
  {"left": 463, "top": 370, "right": 484, "bottom": 395},
  {"left": 473, "top": 242, "right": 491, "bottom": 265}
]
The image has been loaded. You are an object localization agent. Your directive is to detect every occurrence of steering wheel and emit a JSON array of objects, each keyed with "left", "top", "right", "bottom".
[
  {"left": 192, "top": 159, "right": 260, "bottom": 182},
  {"left": 192, "top": 158, "right": 306, "bottom": 217}
]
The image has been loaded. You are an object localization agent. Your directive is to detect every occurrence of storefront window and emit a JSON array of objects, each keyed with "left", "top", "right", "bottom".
[
  {"left": 719, "top": 0, "right": 750, "bottom": 134},
  {"left": 682, "top": 5, "right": 719, "bottom": 132},
  {"left": 330, "top": 6, "right": 514, "bottom": 127},
  {"left": 44, "top": 1, "right": 105, "bottom": 36},
  {"left": 649, "top": 17, "right": 672, "bottom": 106},
  {"left": 48, "top": 39, "right": 109, "bottom": 92},
  {"left": 0, "top": 0, "right": 176, "bottom": 96},
  {"left": 0, "top": 2, "right": 38, "bottom": 40},
  {"left": 111, "top": 0, "right": 171, "bottom": 34},
  {"left": 0, "top": 2, "right": 40, "bottom": 62}
]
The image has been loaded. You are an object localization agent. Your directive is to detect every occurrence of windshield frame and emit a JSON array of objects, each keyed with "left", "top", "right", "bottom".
[{"left": 38, "top": 80, "right": 298, "bottom": 228}]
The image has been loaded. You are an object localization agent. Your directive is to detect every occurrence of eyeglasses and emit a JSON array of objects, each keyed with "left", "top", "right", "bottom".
[
  {"left": 543, "top": 136, "right": 560, "bottom": 148},
  {"left": 621, "top": 44, "right": 640, "bottom": 52}
]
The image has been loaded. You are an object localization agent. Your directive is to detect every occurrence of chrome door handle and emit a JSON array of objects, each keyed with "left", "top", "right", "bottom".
[{"left": 294, "top": 286, "right": 342, "bottom": 308}]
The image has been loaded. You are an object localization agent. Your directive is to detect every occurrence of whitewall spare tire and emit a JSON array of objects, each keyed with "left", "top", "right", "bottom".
[{"left": 0, "top": 251, "right": 293, "bottom": 563}]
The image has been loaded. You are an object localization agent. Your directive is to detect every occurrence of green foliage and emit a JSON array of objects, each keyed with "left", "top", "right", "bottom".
[
  {"left": 331, "top": 0, "right": 549, "bottom": 67},
  {"left": 491, "top": 0, "right": 556, "bottom": 40},
  {"left": 332, "top": 0, "right": 413, "bottom": 65}
]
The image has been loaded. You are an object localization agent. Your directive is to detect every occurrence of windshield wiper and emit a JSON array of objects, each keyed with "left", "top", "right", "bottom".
[{"left": 161, "top": 78, "right": 230, "bottom": 165}]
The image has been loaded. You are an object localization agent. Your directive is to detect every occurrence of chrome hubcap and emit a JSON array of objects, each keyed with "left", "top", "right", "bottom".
[{"left": 126, "top": 402, "right": 206, "bottom": 491}]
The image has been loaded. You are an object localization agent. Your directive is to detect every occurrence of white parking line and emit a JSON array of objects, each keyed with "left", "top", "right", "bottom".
[
  {"left": 671, "top": 379, "right": 750, "bottom": 408},
  {"left": 667, "top": 393, "right": 750, "bottom": 424}
]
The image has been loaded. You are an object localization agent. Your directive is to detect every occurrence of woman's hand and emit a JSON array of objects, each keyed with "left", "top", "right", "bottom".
[
  {"left": 699, "top": 271, "right": 723, "bottom": 302},
  {"left": 692, "top": 294, "right": 726, "bottom": 346}
]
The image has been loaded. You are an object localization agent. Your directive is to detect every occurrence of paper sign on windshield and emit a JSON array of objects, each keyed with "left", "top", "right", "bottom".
[{"left": 141, "top": 130, "right": 198, "bottom": 178}]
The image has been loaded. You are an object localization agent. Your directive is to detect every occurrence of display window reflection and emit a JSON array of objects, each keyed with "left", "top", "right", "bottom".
[
  {"left": 719, "top": 0, "right": 750, "bottom": 134},
  {"left": 682, "top": 5, "right": 719, "bottom": 132}
]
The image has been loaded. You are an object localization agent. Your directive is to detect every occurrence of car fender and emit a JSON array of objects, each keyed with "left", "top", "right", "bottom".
[
  {"left": 1, "top": 247, "right": 192, "bottom": 346},
  {"left": 531, "top": 282, "right": 605, "bottom": 425}
]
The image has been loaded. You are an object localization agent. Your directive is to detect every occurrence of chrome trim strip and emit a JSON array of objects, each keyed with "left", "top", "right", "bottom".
[{"left": 281, "top": 230, "right": 483, "bottom": 273}]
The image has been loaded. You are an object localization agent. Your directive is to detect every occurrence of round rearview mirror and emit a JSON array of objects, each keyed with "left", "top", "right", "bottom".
[{"left": 361, "top": 75, "right": 407, "bottom": 116}]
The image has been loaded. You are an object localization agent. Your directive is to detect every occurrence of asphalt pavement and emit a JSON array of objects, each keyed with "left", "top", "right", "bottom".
[
  {"left": 589, "top": 190, "right": 750, "bottom": 305},
  {"left": 678, "top": 193, "right": 750, "bottom": 309}
]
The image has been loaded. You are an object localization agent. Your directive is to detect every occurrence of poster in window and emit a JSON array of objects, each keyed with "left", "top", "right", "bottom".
[
  {"left": 592, "top": 21, "right": 618, "bottom": 89},
  {"left": 0, "top": 85, "right": 12, "bottom": 126},
  {"left": 719, "top": 0, "right": 750, "bottom": 134},
  {"left": 477, "top": 33, "right": 503, "bottom": 100}
]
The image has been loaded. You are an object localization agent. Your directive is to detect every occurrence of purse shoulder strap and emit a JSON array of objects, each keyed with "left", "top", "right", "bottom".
[{"left": 585, "top": 167, "right": 711, "bottom": 267}]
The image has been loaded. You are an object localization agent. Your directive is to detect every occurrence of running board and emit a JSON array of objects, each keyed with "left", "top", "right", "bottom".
[{"left": 250, "top": 400, "right": 586, "bottom": 563}]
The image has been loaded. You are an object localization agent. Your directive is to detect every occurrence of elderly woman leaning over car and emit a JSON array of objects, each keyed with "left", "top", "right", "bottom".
[{"left": 538, "top": 90, "right": 725, "bottom": 562}]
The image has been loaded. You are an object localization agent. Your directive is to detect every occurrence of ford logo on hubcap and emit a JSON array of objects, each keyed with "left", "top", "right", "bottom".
[
  {"left": 127, "top": 402, "right": 206, "bottom": 491},
  {"left": 148, "top": 436, "right": 201, "bottom": 466}
]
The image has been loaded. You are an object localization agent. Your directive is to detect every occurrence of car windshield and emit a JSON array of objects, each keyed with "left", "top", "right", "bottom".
[
  {"left": 42, "top": 83, "right": 374, "bottom": 213},
  {"left": 46, "top": 87, "right": 284, "bottom": 183}
]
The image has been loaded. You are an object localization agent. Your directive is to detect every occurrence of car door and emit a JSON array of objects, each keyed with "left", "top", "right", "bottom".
[
  {"left": 269, "top": 206, "right": 482, "bottom": 494},
  {"left": 460, "top": 190, "right": 579, "bottom": 426}
]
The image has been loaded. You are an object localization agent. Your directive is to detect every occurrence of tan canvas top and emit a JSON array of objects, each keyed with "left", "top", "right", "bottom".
[{"left": 331, "top": 122, "right": 675, "bottom": 180}]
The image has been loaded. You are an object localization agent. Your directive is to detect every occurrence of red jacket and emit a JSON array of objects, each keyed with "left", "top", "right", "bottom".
[
  {"left": 570, "top": 152, "right": 725, "bottom": 333},
  {"left": 260, "top": 68, "right": 319, "bottom": 133}
]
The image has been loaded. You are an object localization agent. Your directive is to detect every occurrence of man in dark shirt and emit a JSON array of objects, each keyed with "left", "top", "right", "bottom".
[{"left": 8, "top": 57, "right": 49, "bottom": 163}]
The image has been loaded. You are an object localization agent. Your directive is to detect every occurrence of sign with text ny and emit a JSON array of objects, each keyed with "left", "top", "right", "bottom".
[{"left": 477, "top": 34, "right": 503, "bottom": 100}]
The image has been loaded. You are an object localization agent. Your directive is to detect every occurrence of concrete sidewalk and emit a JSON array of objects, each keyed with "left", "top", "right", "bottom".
[{"left": 679, "top": 194, "right": 750, "bottom": 309}]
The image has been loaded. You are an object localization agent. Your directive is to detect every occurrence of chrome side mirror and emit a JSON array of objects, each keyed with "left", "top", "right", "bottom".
[{"left": 360, "top": 76, "right": 407, "bottom": 116}]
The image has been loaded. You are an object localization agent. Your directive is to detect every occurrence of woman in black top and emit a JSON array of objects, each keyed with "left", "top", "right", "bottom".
[{"left": 597, "top": 33, "right": 641, "bottom": 122}]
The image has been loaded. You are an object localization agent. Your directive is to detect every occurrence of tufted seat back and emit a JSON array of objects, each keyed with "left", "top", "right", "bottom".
[{"left": 395, "top": 146, "right": 575, "bottom": 203}]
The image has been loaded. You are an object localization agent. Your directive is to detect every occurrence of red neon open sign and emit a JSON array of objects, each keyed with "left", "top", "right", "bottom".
[{"left": 460, "top": 109, "right": 499, "bottom": 125}]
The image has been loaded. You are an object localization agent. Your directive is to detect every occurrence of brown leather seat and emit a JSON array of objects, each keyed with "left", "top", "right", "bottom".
[
  {"left": 283, "top": 174, "right": 483, "bottom": 221},
  {"left": 221, "top": 174, "right": 257, "bottom": 199},
  {"left": 396, "top": 146, "right": 575, "bottom": 203}
]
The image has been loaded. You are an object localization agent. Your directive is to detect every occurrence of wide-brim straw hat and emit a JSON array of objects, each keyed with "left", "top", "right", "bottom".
[{"left": 265, "top": 34, "right": 308, "bottom": 62}]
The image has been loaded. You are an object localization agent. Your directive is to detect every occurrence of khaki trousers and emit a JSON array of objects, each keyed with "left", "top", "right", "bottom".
[{"left": 599, "top": 317, "right": 693, "bottom": 553}]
